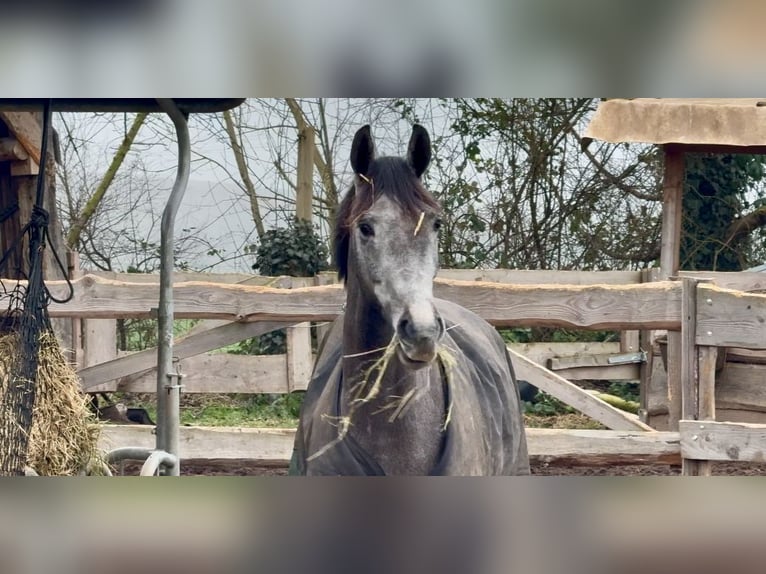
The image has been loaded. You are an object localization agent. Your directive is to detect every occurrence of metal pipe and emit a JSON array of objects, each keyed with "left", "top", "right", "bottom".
[
  {"left": 106, "top": 446, "right": 153, "bottom": 465},
  {"left": 154, "top": 99, "right": 191, "bottom": 476},
  {"left": 140, "top": 451, "right": 180, "bottom": 477},
  {"left": 105, "top": 447, "right": 178, "bottom": 475}
]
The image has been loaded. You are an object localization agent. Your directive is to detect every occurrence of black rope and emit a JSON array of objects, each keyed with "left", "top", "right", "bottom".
[{"left": 0, "top": 99, "right": 74, "bottom": 475}]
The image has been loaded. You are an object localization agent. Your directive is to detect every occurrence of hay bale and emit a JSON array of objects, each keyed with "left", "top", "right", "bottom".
[{"left": 0, "top": 331, "right": 104, "bottom": 475}]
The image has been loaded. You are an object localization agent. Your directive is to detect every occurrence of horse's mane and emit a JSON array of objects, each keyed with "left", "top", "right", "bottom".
[{"left": 334, "top": 156, "right": 441, "bottom": 282}]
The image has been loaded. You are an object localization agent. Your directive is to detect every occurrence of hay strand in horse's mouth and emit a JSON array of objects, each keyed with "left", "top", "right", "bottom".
[
  {"left": 307, "top": 337, "right": 457, "bottom": 463},
  {"left": 436, "top": 347, "right": 457, "bottom": 431}
]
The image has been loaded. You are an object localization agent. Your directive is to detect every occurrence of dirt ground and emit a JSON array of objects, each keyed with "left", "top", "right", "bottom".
[
  {"left": 115, "top": 459, "right": 766, "bottom": 476},
  {"left": 111, "top": 413, "right": 766, "bottom": 476}
]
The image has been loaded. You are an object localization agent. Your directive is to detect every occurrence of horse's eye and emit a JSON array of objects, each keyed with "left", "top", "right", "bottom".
[
  {"left": 358, "top": 222, "right": 374, "bottom": 238},
  {"left": 433, "top": 218, "right": 443, "bottom": 232}
]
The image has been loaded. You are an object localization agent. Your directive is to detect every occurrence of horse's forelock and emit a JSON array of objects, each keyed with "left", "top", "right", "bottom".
[{"left": 334, "top": 157, "right": 441, "bottom": 283}]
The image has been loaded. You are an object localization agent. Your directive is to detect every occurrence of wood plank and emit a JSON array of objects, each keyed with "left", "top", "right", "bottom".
[
  {"left": 716, "top": 362, "right": 766, "bottom": 412},
  {"left": 78, "top": 320, "right": 297, "bottom": 390},
  {"left": 83, "top": 318, "right": 117, "bottom": 368},
  {"left": 88, "top": 353, "right": 297, "bottom": 394},
  {"left": 677, "top": 270, "right": 766, "bottom": 292},
  {"left": 684, "top": 283, "right": 716, "bottom": 476},
  {"left": 620, "top": 330, "right": 640, "bottom": 353},
  {"left": 666, "top": 332, "right": 682, "bottom": 429},
  {"left": 286, "top": 323, "right": 313, "bottom": 392},
  {"left": 10, "top": 157, "right": 38, "bottom": 176},
  {"left": 89, "top": 270, "right": 286, "bottom": 285},
  {"left": 680, "top": 420, "right": 766, "bottom": 462},
  {"left": 35, "top": 275, "right": 682, "bottom": 329},
  {"left": 0, "top": 111, "right": 42, "bottom": 165},
  {"left": 716, "top": 409, "right": 766, "bottom": 424},
  {"left": 432, "top": 280, "right": 680, "bottom": 329},
  {"left": 295, "top": 126, "right": 314, "bottom": 220},
  {"left": 681, "top": 278, "right": 701, "bottom": 475},
  {"left": 90, "top": 268, "right": 645, "bottom": 287},
  {"left": 98, "top": 425, "right": 296, "bottom": 463},
  {"left": 526, "top": 428, "right": 680, "bottom": 466},
  {"left": 699, "top": 347, "right": 717, "bottom": 422},
  {"left": 437, "top": 269, "right": 641, "bottom": 285},
  {"left": 507, "top": 348, "right": 654, "bottom": 431},
  {"left": 725, "top": 348, "right": 766, "bottom": 365},
  {"left": 0, "top": 137, "right": 28, "bottom": 162},
  {"left": 649, "top": 361, "right": 766, "bottom": 415},
  {"left": 67, "top": 251, "right": 84, "bottom": 368},
  {"left": 553, "top": 364, "right": 639, "bottom": 381},
  {"left": 508, "top": 342, "right": 621, "bottom": 365},
  {"left": 508, "top": 342, "right": 639, "bottom": 380},
  {"left": 697, "top": 284, "right": 766, "bottom": 348},
  {"left": 98, "top": 425, "right": 680, "bottom": 466},
  {"left": 547, "top": 352, "right": 643, "bottom": 371},
  {"left": 659, "top": 145, "right": 684, "bottom": 279}
]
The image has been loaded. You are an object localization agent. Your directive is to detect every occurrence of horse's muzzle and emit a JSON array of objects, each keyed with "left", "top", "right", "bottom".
[{"left": 396, "top": 305, "right": 445, "bottom": 368}]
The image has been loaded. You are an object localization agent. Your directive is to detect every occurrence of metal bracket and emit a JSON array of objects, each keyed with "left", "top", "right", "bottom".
[
  {"left": 165, "top": 358, "right": 185, "bottom": 391},
  {"left": 607, "top": 351, "right": 647, "bottom": 365}
]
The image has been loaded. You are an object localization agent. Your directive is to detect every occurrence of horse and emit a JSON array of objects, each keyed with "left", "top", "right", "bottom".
[{"left": 289, "top": 124, "right": 530, "bottom": 475}]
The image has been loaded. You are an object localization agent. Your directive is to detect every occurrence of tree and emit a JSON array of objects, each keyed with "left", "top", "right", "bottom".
[
  {"left": 682, "top": 153, "right": 766, "bottom": 271},
  {"left": 395, "top": 98, "right": 665, "bottom": 271}
]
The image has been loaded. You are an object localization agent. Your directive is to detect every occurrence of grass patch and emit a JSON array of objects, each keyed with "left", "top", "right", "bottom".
[
  {"left": 524, "top": 413, "right": 605, "bottom": 430},
  {"left": 109, "top": 393, "right": 301, "bottom": 428}
]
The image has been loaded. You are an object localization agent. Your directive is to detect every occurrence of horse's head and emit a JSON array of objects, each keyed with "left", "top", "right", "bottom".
[{"left": 336, "top": 124, "right": 445, "bottom": 369}]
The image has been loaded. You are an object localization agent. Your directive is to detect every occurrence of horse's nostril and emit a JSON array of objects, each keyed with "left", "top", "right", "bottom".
[{"left": 397, "top": 317, "right": 414, "bottom": 340}]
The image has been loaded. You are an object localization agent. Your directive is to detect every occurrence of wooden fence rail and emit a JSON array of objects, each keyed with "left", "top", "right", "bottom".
[{"left": 25, "top": 267, "right": 766, "bottom": 470}]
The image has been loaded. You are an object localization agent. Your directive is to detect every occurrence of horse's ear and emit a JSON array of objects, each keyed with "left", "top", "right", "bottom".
[
  {"left": 350, "top": 125, "right": 375, "bottom": 176},
  {"left": 407, "top": 124, "right": 431, "bottom": 178}
]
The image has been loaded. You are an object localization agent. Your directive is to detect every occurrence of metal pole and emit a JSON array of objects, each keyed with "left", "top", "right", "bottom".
[{"left": 154, "top": 99, "right": 191, "bottom": 476}]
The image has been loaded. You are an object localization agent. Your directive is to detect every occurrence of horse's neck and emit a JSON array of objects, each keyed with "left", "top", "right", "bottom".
[{"left": 340, "top": 276, "right": 446, "bottom": 475}]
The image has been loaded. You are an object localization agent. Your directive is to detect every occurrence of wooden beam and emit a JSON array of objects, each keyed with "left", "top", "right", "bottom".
[
  {"left": 79, "top": 320, "right": 297, "bottom": 390},
  {"left": 87, "top": 353, "right": 298, "bottom": 394},
  {"left": 33, "top": 275, "right": 682, "bottom": 329},
  {"left": 89, "top": 270, "right": 290, "bottom": 286},
  {"left": 84, "top": 268, "right": 766, "bottom": 291},
  {"left": 666, "top": 333, "right": 682, "bottom": 429},
  {"left": 0, "top": 137, "right": 29, "bottom": 162},
  {"left": 680, "top": 420, "right": 766, "bottom": 462},
  {"left": 437, "top": 269, "right": 641, "bottom": 285},
  {"left": 547, "top": 351, "right": 643, "bottom": 371},
  {"left": 550, "top": 364, "right": 639, "bottom": 381},
  {"left": 98, "top": 425, "right": 681, "bottom": 466},
  {"left": 509, "top": 342, "right": 620, "bottom": 365},
  {"left": 697, "top": 284, "right": 766, "bottom": 349},
  {"left": 91, "top": 268, "right": 645, "bottom": 287},
  {"left": 507, "top": 348, "right": 654, "bottom": 431},
  {"left": 660, "top": 147, "right": 684, "bottom": 433},
  {"left": 676, "top": 270, "right": 766, "bottom": 292},
  {"left": 660, "top": 145, "right": 684, "bottom": 279},
  {"left": 286, "top": 323, "right": 313, "bottom": 392},
  {"left": 0, "top": 111, "right": 42, "bottom": 166},
  {"left": 717, "top": 362, "right": 766, "bottom": 412},
  {"left": 681, "top": 278, "right": 714, "bottom": 475},
  {"left": 295, "top": 126, "right": 314, "bottom": 221}
]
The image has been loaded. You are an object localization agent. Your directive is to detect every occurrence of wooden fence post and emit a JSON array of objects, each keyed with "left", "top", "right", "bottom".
[
  {"left": 287, "top": 125, "right": 316, "bottom": 390},
  {"left": 67, "top": 251, "right": 83, "bottom": 368},
  {"left": 661, "top": 146, "right": 685, "bottom": 431},
  {"left": 681, "top": 277, "right": 716, "bottom": 475}
]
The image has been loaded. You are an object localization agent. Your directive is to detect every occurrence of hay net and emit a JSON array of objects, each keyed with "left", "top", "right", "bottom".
[{"left": 0, "top": 104, "right": 95, "bottom": 476}]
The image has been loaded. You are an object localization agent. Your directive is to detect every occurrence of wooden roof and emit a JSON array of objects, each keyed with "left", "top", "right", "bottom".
[{"left": 585, "top": 99, "right": 766, "bottom": 148}]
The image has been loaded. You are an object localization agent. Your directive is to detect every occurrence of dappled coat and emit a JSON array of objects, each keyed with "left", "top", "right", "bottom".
[{"left": 289, "top": 299, "right": 531, "bottom": 476}]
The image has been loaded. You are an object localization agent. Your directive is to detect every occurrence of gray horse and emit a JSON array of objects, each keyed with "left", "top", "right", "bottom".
[{"left": 289, "top": 124, "right": 530, "bottom": 475}]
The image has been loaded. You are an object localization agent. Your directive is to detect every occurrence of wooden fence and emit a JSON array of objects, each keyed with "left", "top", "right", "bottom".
[{"left": 26, "top": 267, "right": 766, "bottom": 473}]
